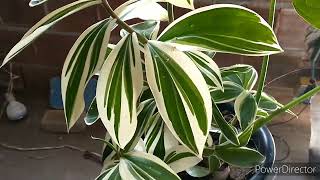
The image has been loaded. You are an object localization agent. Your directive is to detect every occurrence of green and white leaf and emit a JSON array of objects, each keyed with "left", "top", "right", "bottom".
[
  {"left": 2, "top": 0, "right": 101, "bottom": 67},
  {"left": 164, "top": 145, "right": 201, "bottom": 173},
  {"left": 120, "top": 20, "right": 160, "bottom": 40},
  {"left": 157, "top": 0, "right": 194, "bottom": 9},
  {"left": 212, "top": 102, "right": 239, "bottom": 146},
  {"left": 96, "top": 33, "right": 143, "bottom": 149},
  {"left": 210, "top": 81, "right": 244, "bottom": 103},
  {"left": 119, "top": 151, "right": 180, "bottom": 180},
  {"left": 235, "top": 91, "right": 258, "bottom": 130},
  {"left": 220, "top": 64, "right": 252, "bottom": 77},
  {"left": 96, "top": 165, "right": 122, "bottom": 180},
  {"left": 158, "top": 4, "right": 282, "bottom": 56},
  {"left": 29, "top": 0, "right": 48, "bottom": 7},
  {"left": 223, "top": 66, "right": 258, "bottom": 90},
  {"left": 215, "top": 147, "right": 265, "bottom": 167},
  {"left": 85, "top": 98, "right": 99, "bottom": 125},
  {"left": 184, "top": 51, "right": 223, "bottom": 90},
  {"left": 124, "top": 98, "right": 157, "bottom": 151},
  {"left": 145, "top": 41, "right": 212, "bottom": 156},
  {"left": 115, "top": 0, "right": 168, "bottom": 21},
  {"left": 186, "top": 166, "right": 210, "bottom": 178},
  {"left": 61, "top": 19, "right": 114, "bottom": 130},
  {"left": 293, "top": 0, "right": 320, "bottom": 29},
  {"left": 144, "top": 114, "right": 179, "bottom": 160}
]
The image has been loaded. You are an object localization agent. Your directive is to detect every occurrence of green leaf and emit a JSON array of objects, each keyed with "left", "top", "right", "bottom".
[
  {"left": 215, "top": 147, "right": 265, "bottom": 167},
  {"left": 1, "top": 0, "right": 101, "bottom": 67},
  {"left": 96, "top": 33, "right": 143, "bottom": 149},
  {"left": 101, "top": 133, "right": 117, "bottom": 162},
  {"left": 85, "top": 98, "right": 99, "bottom": 125},
  {"left": 161, "top": 0, "right": 194, "bottom": 9},
  {"left": 96, "top": 165, "right": 122, "bottom": 180},
  {"left": 29, "top": 0, "right": 48, "bottom": 7},
  {"left": 256, "top": 108, "right": 269, "bottom": 118},
  {"left": 212, "top": 102, "right": 240, "bottom": 146},
  {"left": 115, "top": 0, "right": 168, "bottom": 21},
  {"left": 144, "top": 114, "right": 179, "bottom": 160},
  {"left": 124, "top": 98, "right": 157, "bottom": 151},
  {"left": 158, "top": 4, "right": 282, "bottom": 56},
  {"left": 164, "top": 145, "right": 200, "bottom": 173},
  {"left": 184, "top": 51, "right": 223, "bottom": 90},
  {"left": 144, "top": 41, "right": 212, "bottom": 156},
  {"left": 119, "top": 151, "right": 180, "bottom": 180},
  {"left": 120, "top": 20, "right": 160, "bottom": 40},
  {"left": 208, "top": 155, "right": 220, "bottom": 173},
  {"left": 220, "top": 64, "right": 252, "bottom": 77},
  {"left": 210, "top": 81, "right": 244, "bottom": 103},
  {"left": 293, "top": 0, "right": 320, "bottom": 29},
  {"left": 186, "top": 166, "right": 210, "bottom": 178},
  {"left": 223, "top": 66, "right": 258, "bottom": 90},
  {"left": 235, "top": 91, "right": 258, "bottom": 130},
  {"left": 61, "top": 19, "right": 114, "bottom": 130}
]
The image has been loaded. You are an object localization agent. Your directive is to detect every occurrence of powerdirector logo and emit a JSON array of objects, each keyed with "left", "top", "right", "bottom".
[{"left": 255, "top": 163, "right": 320, "bottom": 176}]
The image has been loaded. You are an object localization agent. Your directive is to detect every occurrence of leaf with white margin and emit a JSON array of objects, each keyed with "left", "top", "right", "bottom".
[
  {"left": 158, "top": 4, "right": 283, "bottom": 56},
  {"left": 235, "top": 91, "right": 258, "bottom": 130},
  {"left": 119, "top": 151, "right": 180, "bottom": 179},
  {"left": 184, "top": 51, "right": 223, "bottom": 90},
  {"left": 210, "top": 81, "right": 244, "bottom": 104},
  {"left": 120, "top": 20, "right": 160, "bottom": 40},
  {"left": 220, "top": 64, "right": 252, "bottom": 77},
  {"left": 115, "top": 0, "right": 168, "bottom": 21},
  {"left": 164, "top": 145, "right": 201, "bottom": 173},
  {"left": 96, "top": 33, "right": 143, "bottom": 149},
  {"left": 1, "top": 0, "right": 101, "bottom": 67},
  {"left": 155, "top": 0, "right": 194, "bottom": 9},
  {"left": 62, "top": 19, "right": 115, "bottom": 130},
  {"left": 223, "top": 66, "right": 258, "bottom": 90},
  {"left": 85, "top": 98, "right": 99, "bottom": 126},
  {"left": 144, "top": 114, "right": 179, "bottom": 159},
  {"left": 29, "top": 0, "right": 48, "bottom": 7},
  {"left": 96, "top": 165, "right": 122, "bottom": 180},
  {"left": 145, "top": 41, "right": 212, "bottom": 157}
]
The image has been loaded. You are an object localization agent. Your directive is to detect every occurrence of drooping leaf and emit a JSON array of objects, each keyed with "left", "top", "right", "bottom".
[
  {"left": 124, "top": 98, "right": 157, "bottom": 151},
  {"left": 293, "top": 0, "right": 320, "bottom": 29},
  {"left": 29, "top": 0, "right": 48, "bottom": 7},
  {"left": 119, "top": 151, "right": 180, "bottom": 180},
  {"left": 184, "top": 51, "right": 223, "bottom": 90},
  {"left": 212, "top": 102, "right": 239, "bottom": 146},
  {"left": 215, "top": 147, "right": 265, "bottom": 167},
  {"left": 96, "top": 33, "right": 143, "bottom": 149},
  {"left": 61, "top": 19, "right": 115, "bottom": 130},
  {"left": 210, "top": 81, "right": 244, "bottom": 103},
  {"left": 120, "top": 20, "right": 160, "bottom": 40},
  {"left": 115, "top": 0, "right": 168, "bottom": 21},
  {"left": 2, "top": 0, "right": 101, "bottom": 67},
  {"left": 164, "top": 145, "right": 201, "bottom": 173},
  {"left": 235, "top": 91, "right": 258, "bottom": 130},
  {"left": 85, "top": 98, "right": 99, "bottom": 125},
  {"left": 158, "top": 4, "right": 282, "bottom": 56},
  {"left": 144, "top": 41, "right": 212, "bottom": 156}
]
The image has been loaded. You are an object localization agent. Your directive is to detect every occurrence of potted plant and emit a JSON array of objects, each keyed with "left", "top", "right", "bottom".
[{"left": 2, "top": 0, "right": 320, "bottom": 179}]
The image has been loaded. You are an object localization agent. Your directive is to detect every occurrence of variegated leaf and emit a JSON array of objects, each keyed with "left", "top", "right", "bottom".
[
  {"left": 124, "top": 99, "right": 157, "bottom": 151},
  {"left": 157, "top": 0, "right": 194, "bottom": 9},
  {"left": 145, "top": 41, "right": 212, "bottom": 156},
  {"left": 85, "top": 98, "right": 99, "bottom": 125},
  {"left": 29, "top": 0, "right": 48, "bottom": 7},
  {"left": 120, "top": 20, "right": 160, "bottom": 40},
  {"left": 2, "top": 0, "right": 101, "bottom": 67},
  {"left": 220, "top": 64, "right": 252, "bottom": 77},
  {"left": 184, "top": 51, "right": 223, "bottom": 90},
  {"left": 223, "top": 66, "right": 258, "bottom": 90},
  {"left": 62, "top": 19, "right": 115, "bottom": 130},
  {"left": 96, "top": 33, "right": 143, "bottom": 149},
  {"left": 144, "top": 114, "right": 179, "bottom": 159},
  {"left": 164, "top": 145, "right": 201, "bottom": 173},
  {"left": 210, "top": 81, "right": 244, "bottom": 103},
  {"left": 115, "top": 0, "right": 168, "bottom": 21},
  {"left": 235, "top": 91, "right": 258, "bottom": 130},
  {"left": 96, "top": 165, "right": 122, "bottom": 180},
  {"left": 119, "top": 151, "right": 180, "bottom": 180}
]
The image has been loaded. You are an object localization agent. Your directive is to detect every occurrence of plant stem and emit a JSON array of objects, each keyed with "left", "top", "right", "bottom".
[
  {"left": 255, "top": 0, "right": 277, "bottom": 103},
  {"left": 253, "top": 86, "right": 320, "bottom": 132},
  {"left": 167, "top": 3, "right": 174, "bottom": 23},
  {"left": 101, "top": 0, "right": 148, "bottom": 44}
]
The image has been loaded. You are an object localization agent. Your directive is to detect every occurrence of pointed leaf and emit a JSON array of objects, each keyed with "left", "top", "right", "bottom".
[
  {"left": 96, "top": 165, "right": 122, "bottom": 180},
  {"left": 96, "top": 33, "right": 143, "bottom": 148},
  {"left": 2, "top": 0, "right": 101, "bottom": 67},
  {"left": 85, "top": 98, "right": 99, "bottom": 125},
  {"left": 215, "top": 147, "right": 265, "bottom": 167},
  {"left": 145, "top": 41, "right": 212, "bottom": 156},
  {"left": 61, "top": 19, "right": 115, "bottom": 130},
  {"left": 293, "top": 0, "right": 320, "bottom": 29},
  {"left": 120, "top": 20, "right": 160, "bottom": 40},
  {"left": 220, "top": 64, "right": 252, "bottom": 77},
  {"left": 235, "top": 91, "right": 258, "bottom": 130},
  {"left": 210, "top": 81, "right": 244, "bottom": 103},
  {"left": 184, "top": 51, "right": 223, "bottom": 90},
  {"left": 159, "top": 4, "right": 282, "bottom": 56},
  {"left": 29, "top": 0, "right": 48, "bottom": 7},
  {"left": 223, "top": 66, "right": 258, "bottom": 90},
  {"left": 119, "top": 151, "right": 180, "bottom": 180}
]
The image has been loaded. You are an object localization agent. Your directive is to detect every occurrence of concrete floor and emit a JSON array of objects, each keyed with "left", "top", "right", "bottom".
[{"left": 0, "top": 88, "right": 316, "bottom": 180}]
